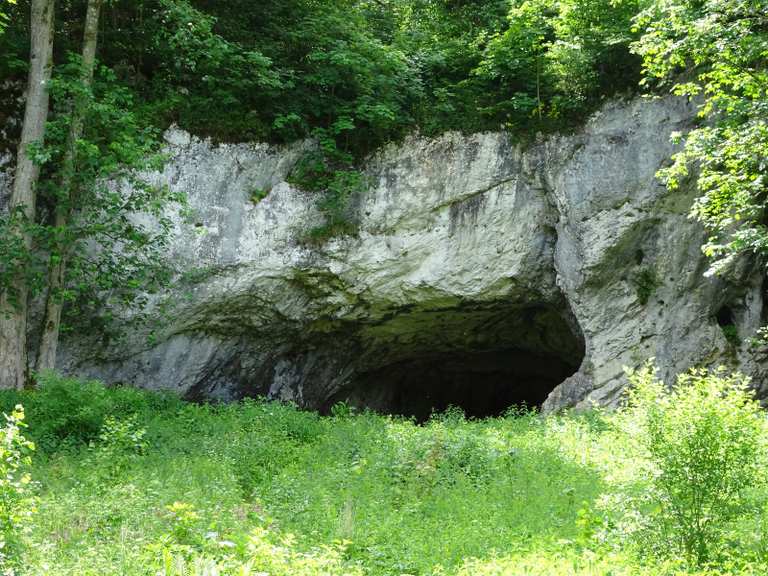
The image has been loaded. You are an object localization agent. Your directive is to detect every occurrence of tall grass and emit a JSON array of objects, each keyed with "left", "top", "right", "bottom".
[{"left": 1, "top": 370, "right": 767, "bottom": 575}]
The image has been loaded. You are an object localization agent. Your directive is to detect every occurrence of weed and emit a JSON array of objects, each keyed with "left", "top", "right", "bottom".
[
  {"left": 631, "top": 267, "right": 660, "bottom": 305},
  {"left": 249, "top": 186, "right": 271, "bottom": 204},
  {"left": 722, "top": 324, "right": 740, "bottom": 347}
]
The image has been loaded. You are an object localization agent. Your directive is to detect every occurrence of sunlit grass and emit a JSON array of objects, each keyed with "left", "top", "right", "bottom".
[{"left": 1, "top": 374, "right": 766, "bottom": 575}]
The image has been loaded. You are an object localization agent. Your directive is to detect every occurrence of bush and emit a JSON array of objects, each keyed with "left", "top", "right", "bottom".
[
  {"left": 0, "top": 405, "right": 37, "bottom": 570},
  {"left": 622, "top": 362, "right": 767, "bottom": 567},
  {"left": 0, "top": 372, "right": 180, "bottom": 453},
  {"left": 87, "top": 414, "right": 150, "bottom": 481}
]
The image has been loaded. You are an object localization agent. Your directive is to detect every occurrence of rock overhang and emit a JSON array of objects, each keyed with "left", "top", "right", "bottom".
[{"left": 51, "top": 96, "right": 768, "bottom": 412}]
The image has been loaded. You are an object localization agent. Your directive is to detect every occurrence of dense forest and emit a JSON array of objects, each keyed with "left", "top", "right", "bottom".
[
  {"left": 0, "top": 0, "right": 768, "bottom": 574},
  {"left": 1, "top": 0, "right": 642, "bottom": 145}
]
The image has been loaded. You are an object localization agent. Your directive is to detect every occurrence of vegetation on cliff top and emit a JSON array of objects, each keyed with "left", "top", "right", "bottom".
[{"left": 0, "top": 0, "right": 640, "bottom": 146}]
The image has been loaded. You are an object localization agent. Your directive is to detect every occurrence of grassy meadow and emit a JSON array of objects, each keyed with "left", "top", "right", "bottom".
[{"left": 0, "top": 369, "right": 767, "bottom": 576}]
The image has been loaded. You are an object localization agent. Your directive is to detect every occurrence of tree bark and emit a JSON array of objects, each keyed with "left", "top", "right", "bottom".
[
  {"left": 0, "top": 0, "right": 55, "bottom": 389},
  {"left": 36, "top": 0, "right": 102, "bottom": 374}
]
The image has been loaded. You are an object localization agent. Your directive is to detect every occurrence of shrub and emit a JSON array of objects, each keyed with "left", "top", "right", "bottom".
[
  {"left": 0, "top": 372, "right": 180, "bottom": 452},
  {"left": 0, "top": 405, "right": 37, "bottom": 570},
  {"left": 388, "top": 411, "right": 504, "bottom": 495},
  {"left": 244, "top": 526, "right": 362, "bottom": 576},
  {"left": 631, "top": 267, "right": 659, "bottom": 305},
  {"left": 87, "top": 414, "right": 150, "bottom": 481},
  {"left": 94, "top": 414, "right": 149, "bottom": 456},
  {"left": 622, "top": 362, "right": 767, "bottom": 566},
  {"left": 164, "top": 501, "right": 202, "bottom": 547}
]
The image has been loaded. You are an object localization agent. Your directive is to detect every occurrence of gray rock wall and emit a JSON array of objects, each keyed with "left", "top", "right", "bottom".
[{"left": 36, "top": 96, "right": 768, "bottom": 410}]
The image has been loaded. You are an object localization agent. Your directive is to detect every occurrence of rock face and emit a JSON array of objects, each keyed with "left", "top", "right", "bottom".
[{"left": 54, "top": 96, "right": 767, "bottom": 415}]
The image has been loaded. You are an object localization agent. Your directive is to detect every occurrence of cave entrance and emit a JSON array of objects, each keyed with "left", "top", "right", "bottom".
[{"left": 333, "top": 304, "right": 584, "bottom": 421}]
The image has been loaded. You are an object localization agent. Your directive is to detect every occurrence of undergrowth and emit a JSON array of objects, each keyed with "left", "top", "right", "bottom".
[
  {"left": 286, "top": 126, "right": 369, "bottom": 243},
  {"left": 0, "top": 369, "right": 767, "bottom": 575}
]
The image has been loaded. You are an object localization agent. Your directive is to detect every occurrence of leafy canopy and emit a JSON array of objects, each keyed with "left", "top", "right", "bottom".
[{"left": 633, "top": 0, "right": 768, "bottom": 276}]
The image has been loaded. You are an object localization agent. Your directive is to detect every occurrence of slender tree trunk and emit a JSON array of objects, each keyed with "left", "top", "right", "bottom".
[
  {"left": 36, "top": 0, "right": 102, "bottom": 374},
  {"left": 0, "top": 0, "right": 55, "bottom": 389}
]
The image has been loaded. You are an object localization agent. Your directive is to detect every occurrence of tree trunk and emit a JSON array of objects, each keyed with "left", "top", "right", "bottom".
[
  {"left": 36, "top": 0, "right": 102, "bottom": 374},
  {"left": 0, "top": 0, "right": 55, "bottom": 389}
]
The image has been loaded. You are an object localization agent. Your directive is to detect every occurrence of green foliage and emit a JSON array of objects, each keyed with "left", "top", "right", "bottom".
[
  {"left": 95, "top": 415, "right": 149, "bottom": 458},
  {"left": 248, "top": 187, "right": 270, "bottom": 205},
  {"left": 475, "top": 0, "right": 640, "bottom": 130},
  {"left": 381, "top": 407, "right": 513, "bottom": 495},
  {"left": 223, "top": 399, "right": 323, "bottom": 497},
  {"left": 87, "top": 415, "right": 150, "bottom": 481},
  {"left": 157, "top": 524, "right": 361, "bottom": 576},
  {"left": 163, "top": 501, "right": 201, "bottom": 546},
  {"left": 0, "top": 53, "right": 185, "bottom": 335},
  {"left": 0, "top": 404, "right": 36, "bottom": 570},
  {"left": 0, "top": 207, "right": 49, "bottom": 309},
  {"left": 302, "top": 166, "right": 366, "bottom": 242},
  {"left": 1, "top": 0, "right": 644, "bottom": 154},
  {"left": 0, "top": 376, "right": 605, "bottom": 575},
  {"left": 0, "top": 0, "right": 651, "bottom": 245},
  {"left": 145, "top": 0, "right": 282, "bottom": 141},
  {"left": 0, "top": 372, "right": 179, "bottom": 452},
  {"left": 287, "top": 127, "right": 368, "bottom": 242},
  {"left": 0, "top": 0, "right": 14, "bottom": 35},
  {"left": 631, "top": 267, "right": 659, "bottom": 305},
  {"left": 329, "top": 401, "right": 355, "bottom": 418},
  {"left": 622, "top": 363, "right": 767, "bottom": 567},
  {"left": 722, "top": 324, "right": 741, "bottom": 347},
  {"left": 33, "top": 56, "right": 185, "bottom": 340},
  {"left": 633, "top": 0, "right": 768, "bottom": 275},
  {"left": 8, "top": 369, "right": 768, "bottom": 574}
]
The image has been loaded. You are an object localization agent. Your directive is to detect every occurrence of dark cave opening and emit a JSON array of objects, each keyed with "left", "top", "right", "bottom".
[
  {"left": 716, "top": 305, "right": 735, "bottom": 328},
  {"left": 346, "top": 348, "right": 579, "bottom": 421},
  {"left": 332, "top": 305, "right": 585, "bottom": 421}
]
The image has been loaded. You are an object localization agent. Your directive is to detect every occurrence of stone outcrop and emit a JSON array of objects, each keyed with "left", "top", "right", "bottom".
[{"left": 41, "top": 96, "right": 768, "bottom": 414}]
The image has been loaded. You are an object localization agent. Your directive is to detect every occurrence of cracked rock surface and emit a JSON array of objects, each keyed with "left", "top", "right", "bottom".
[{"left": 46, "top": 96, "right": 768, "bottom": 412}]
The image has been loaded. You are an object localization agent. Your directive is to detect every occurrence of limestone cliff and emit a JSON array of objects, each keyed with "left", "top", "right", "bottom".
[{"left": 43, "top": 96, "right": 768, "bottom": 414}]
